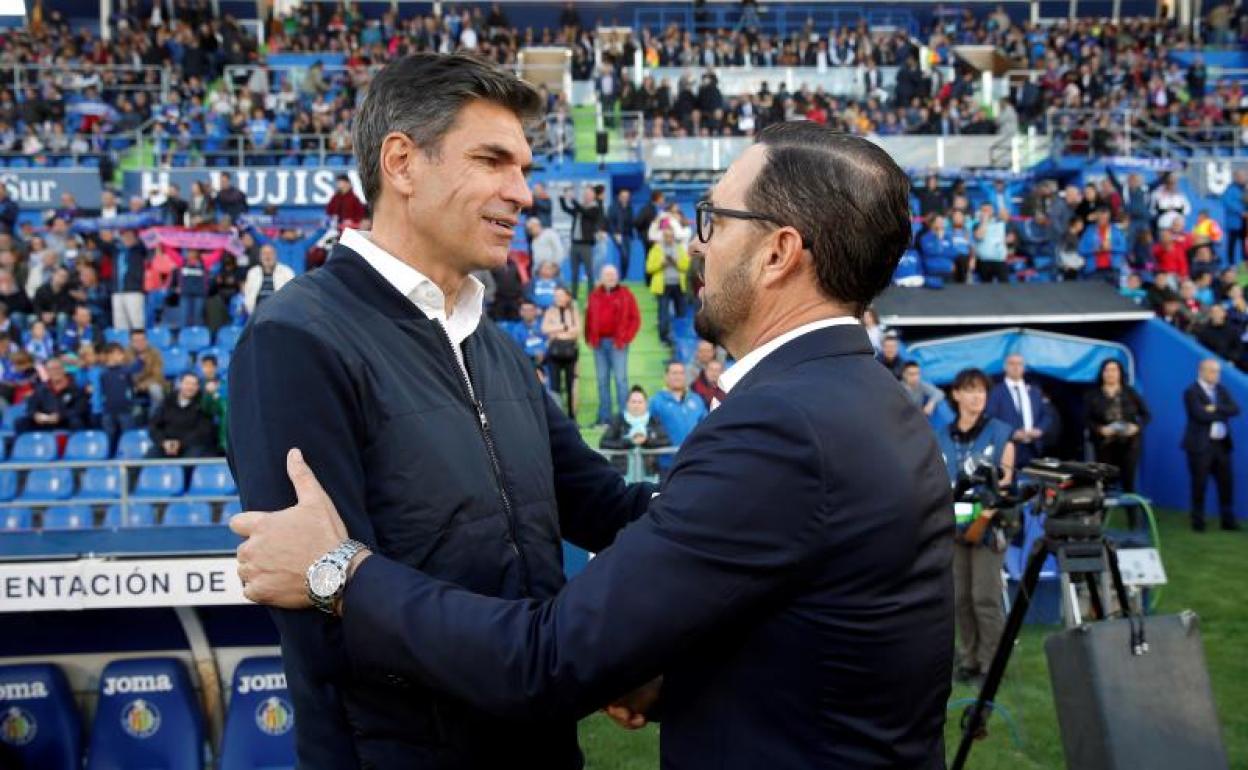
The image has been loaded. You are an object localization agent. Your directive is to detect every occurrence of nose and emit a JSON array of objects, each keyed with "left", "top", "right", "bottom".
[{"left": 501, "top": 166, "right": 533, "bottom": 211}]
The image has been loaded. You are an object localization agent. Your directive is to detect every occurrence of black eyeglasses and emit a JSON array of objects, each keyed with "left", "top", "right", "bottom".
[{"left": 695, "top": 200, "right": 806, "bottom": 247}]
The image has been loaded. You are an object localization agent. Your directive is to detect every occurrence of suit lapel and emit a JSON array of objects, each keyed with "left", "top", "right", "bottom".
[{"left": 726, "top": 325, "right": 873, "bottom": 402}]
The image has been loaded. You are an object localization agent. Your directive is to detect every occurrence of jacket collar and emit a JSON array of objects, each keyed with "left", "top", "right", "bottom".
[
  {"left": 322, "top": 243, "right": 431, "bottom": 321},
  {"left": 727, "top": 323, "right": 874, "bottom": 399}
]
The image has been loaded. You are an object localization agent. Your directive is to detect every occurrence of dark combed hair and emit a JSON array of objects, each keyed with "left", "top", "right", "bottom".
[
  {"left": 352, "top": 52, "right": 543, "bottom": 205},
  {"left": 950, "top": 368, "right": 992, "bottom": 393},
  {"left": 745, "top": 122, "right": 912, "bottom": 315}
]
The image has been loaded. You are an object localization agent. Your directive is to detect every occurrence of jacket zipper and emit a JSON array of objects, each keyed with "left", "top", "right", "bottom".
[{"left": 434, "top": 322, "right": 532, "bottom": 592}]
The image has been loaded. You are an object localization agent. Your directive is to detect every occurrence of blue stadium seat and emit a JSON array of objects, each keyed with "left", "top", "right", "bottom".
[
  {"left": 19, "top": 468, "right": 75, "bottom": 501},
  {"left": 10, "top": 432, "right": 59, "bottom": 463},
  {"left": 162, "top": 344, "right": 190, "bottom": 379},
  {"left": 162, "top": 347, "right": 192, "bottom": 379},
  {"left": 104, "top": 503, "right": 156, "bottom": 528},
  {"left": 222, "top": 500, "right": 243, "bottom": 518},
  {"left": 146, "top": 327, "right": 174, "bottom": 350},
  {"left": 64, "top": 430, "right": 110, "bottom": 462},
  {"left": 189, "top": 464, "right": 237, "bottom": 496},
  {"left": 0, "top": 470, "right": 18, "bottom": 501},
  {"left": 103, "top": 328, "right": 129, "bottom": 346},
  {"left": 163, "top": 501, "right": 213, "bottom": 526},
  {"left": 79, "top": 466, "right": 123, "bottom": 499},
  {"left": 0, "top": 662, "right": 82, "bottom": 770},
  {"left": 133, "top": 465, "right": 185, "bottom": 499},
  {"left": 215, "top": 326, "right": 242, "bottom": 352},
  {"left": 117, "top": 430, "right": 153, "bottom": 460},
  {"left": 43, "top": 504, "right": 93, "bottom": 530},
  {"left": 2, "top": 403, "right": 24, "bottom": 437},
  {"left": 219, "top": 656, "right": 296, "bottom": 770},
  {"left": 86, "top": 658, "right": 204, "bottom": 770},
  {"left": 177, "top": 326, "right": 211, "bottom": 353},
  {"left": 1, "top": 506, "right": 32, "bottom": 531}
]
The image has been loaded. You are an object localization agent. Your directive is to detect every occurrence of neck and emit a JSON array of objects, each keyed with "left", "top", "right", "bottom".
[
  {"left": 725, "top": 293, "right": 852, "bottom": 361},
  {"left": 369, "top": 210, "right": 468, "bottom": 316},
  {"left": 956, "top": 411, "right": 981, "bottom": 431}
]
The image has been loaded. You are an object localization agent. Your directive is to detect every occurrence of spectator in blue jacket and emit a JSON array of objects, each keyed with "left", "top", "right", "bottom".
[
  {"left": 252, "top": 225, "right": 331, "bottom": 274},
  {"left": 173, "top": 249, "right": 210, "bottom": 328},
  {"left": 1015, "top": 209, "right": 1055, "bottom": 269},
  {"left": 918, "top": 214, "right": 957, "bottom": 282},
  {"left": 71, "top": 263, "right": 111, "bottom": 328},
  {"left": 948, "top": 209, "right": 974, "bottom": 282},
  {"left": 98, "top": 342, "right": 137, "bottom": 446},
  {"left": 528, "top": 258, "right": 560, "bottom": 310},
  {"left": 0, "top": 184, "right": 16, "bottom": 236},
  {"left": 1223, "top": 168, "right": 1246, "bottom": 265},
  {"left": 59, "top": 305, "right": 99, "bottom": 354},
  {"left": 649, "top": 360, "right": 708, "bottom": 470},
  {"left": 1077, "top": 206, "right": 1127, "bottom": 281},
  {"left": 509, "top": 300, "right": 548, "bottom": 365}
]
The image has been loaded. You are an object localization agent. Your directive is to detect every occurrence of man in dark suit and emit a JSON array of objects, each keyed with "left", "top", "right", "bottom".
[
  {"left": 234, "top": 124, "right": 954, "bottom": 768},
  {"left": 986, "top": 353, "right": 1059, "bottom": 470},
  {"left": 606, "top": 187, "right": 635, "bottom": 280},
  {"left": 1183, "top": 358, "right": 1241, "bottom": 531},
  {"left": 225, "top": 54, "right": 654, "bottom": 769}
]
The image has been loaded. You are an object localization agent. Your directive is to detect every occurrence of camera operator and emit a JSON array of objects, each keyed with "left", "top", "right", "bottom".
[{"left": 936, "top": 368, "right": 1017, "bottom": 687}]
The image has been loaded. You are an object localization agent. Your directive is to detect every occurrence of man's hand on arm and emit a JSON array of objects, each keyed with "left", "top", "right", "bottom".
[{"left": 230, "top": 448, "right": 368, "bottom": 610}]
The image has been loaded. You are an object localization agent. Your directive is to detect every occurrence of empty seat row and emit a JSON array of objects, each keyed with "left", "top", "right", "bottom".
[
  {"left": 0, "top": 656, "right": 294, "bottom": 770},
  {"left": 3, "top": 429, "right": 153, "bottom": 462},
  {"left": 102, "top": 325, "right": 243, "bottom": 354},
  {"left": 0, "top": 464, "right": 237, "bottom": 504},
  {"left": 0, "top": 500, "right": 243, "bottom": 530}
]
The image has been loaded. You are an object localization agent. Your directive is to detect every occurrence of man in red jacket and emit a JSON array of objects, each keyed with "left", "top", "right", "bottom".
[
  {"left": 325, "top": 174, "right": 368, "bottom": 227},
  {"left": 585, "top": 263, "right": 640, "bottom": 426}
]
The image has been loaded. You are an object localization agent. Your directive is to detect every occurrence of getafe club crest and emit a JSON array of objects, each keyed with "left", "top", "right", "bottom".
[
  {"left": 121, "top": 699, "right": 161, "bottom": 739},
  {"left": 255, "top": 696, "right": 293, "bottom": 737},
  {"left": 0, "top": 706, "right": 36, "bottom": 746}
]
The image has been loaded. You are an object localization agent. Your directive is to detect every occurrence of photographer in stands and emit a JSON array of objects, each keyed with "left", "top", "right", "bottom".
[{"left": 935, "top": 368, "right": 1016, "bottom": 687}]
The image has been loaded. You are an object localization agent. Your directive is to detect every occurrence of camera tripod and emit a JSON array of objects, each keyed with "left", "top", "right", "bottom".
[{"left": 950, "top": 526, "right": 1144, "bottom": 770}]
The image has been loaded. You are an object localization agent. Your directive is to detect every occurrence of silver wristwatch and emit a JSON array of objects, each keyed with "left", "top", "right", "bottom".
[{"left": 306, "top": 539, "right": 366, "bottom": 614}]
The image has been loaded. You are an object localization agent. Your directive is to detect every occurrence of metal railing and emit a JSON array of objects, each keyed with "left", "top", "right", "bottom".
[
  {"left": 1045, "top": 108, "right": 1244, "bottom": 159},
  {"left": 141, "top": 129, "right": 354, "bottom": 167},
  {"left": 597, "top": 446, "right": 679, "bottom": 484},
  {"left": 221, "top": 63, "right": 378, "bottom": 98},
  {"left": 633, "top": 4, "right": 918, "bottom": 38},
  {"left": 1, "top": 64, "right": 172, "bottom": 103},
  {"left": 0, "top": 457, "right": 237, "bottom": 530}
]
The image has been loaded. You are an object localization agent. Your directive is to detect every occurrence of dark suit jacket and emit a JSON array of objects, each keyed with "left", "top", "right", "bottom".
[
  {"left": 986, "top": 380, "right": 1059, "bottom": 456},
  {"left": 340, "top": 324, "right": 955, "bottom": 769},
  {"left": 1182, "top": 381, "right": 1240, "bottom": 453}
]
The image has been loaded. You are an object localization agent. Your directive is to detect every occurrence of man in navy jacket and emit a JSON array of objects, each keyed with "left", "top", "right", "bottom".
[
  {"left": 1182, "top": 358, "right": 1241, "bottom": 531},
  {"left": 235, "top": 124, "right": 954, "bottom": 768},
  {"left": 228, "top": 54, "right": 654, "bottom": 769},
  {"left": 986, "top": 353, "right": 1059, "bottom": 471}
]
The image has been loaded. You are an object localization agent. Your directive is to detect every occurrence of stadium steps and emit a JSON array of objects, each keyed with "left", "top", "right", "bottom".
[{"left": 575, "top": 280, "right": 669, "bottom": 443}]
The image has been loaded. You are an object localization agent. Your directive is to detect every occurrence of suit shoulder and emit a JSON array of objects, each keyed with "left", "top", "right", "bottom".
[{"left": 247, "top": 270, "right": 345, "bottom": 338}]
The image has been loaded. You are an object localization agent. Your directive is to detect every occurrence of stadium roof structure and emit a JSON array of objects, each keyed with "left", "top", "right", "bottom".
[{"left": 875, "top": 282, "right": 1156, "bottom": 327}]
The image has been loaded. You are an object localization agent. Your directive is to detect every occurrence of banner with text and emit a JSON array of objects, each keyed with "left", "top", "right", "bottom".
[
  {"left": 0, "top": 557, "right": 247, "bottom": 611},
  {"left": 1, "top": 168, "right": 104, "bottom": 210},
  {"left": 124, "top": 168, "right": 366, "bottom": 209}
]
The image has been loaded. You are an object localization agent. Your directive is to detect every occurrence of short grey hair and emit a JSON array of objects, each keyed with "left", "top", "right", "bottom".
[{"left": 352, "top": 53, "right": 543, "bottom": 205}]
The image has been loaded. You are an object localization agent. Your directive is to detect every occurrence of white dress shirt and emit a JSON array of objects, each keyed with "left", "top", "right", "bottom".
[
  {"left": 1005, "top": 376, "right": 1034, "bottom": 432},
  {"left": 340, "top": 228, "right": 485, "bottom": 391},
  {"left": 713, "top": 317, "right": 859, "bottom": 410}
]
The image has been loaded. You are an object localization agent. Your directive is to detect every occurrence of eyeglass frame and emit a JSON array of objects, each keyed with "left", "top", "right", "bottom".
[{"left": 694, "top": 200, "right": 808, "bottom": 248}]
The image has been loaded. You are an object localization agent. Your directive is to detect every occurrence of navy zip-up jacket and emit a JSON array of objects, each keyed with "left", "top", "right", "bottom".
[{"left": 228, "top": 244, "right": 653, "bottom": 769}]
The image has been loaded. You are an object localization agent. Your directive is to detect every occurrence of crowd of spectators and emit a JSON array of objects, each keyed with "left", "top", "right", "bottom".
[{"left": 2, "top": 3, "right": 1244, "bottom": 167}]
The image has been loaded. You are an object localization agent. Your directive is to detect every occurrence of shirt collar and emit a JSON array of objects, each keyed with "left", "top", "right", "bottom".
[
  {"left": 341, "top": 227, "right": 484, "bottom": 342},
  {"left": 719, "top": 317, "right": 858, "bottom": 396}
]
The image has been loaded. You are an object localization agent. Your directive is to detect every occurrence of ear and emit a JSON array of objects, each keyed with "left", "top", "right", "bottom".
[
  {"left": 379, "top": 132, "right": 421, "bottom": 199},
  {"left": 759, "top": 227, "right": 807, "bottom": 288}
]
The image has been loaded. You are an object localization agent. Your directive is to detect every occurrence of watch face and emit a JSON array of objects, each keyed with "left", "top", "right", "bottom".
[{"left": 309, "top": 562, "right": 342, "bottom": 599}]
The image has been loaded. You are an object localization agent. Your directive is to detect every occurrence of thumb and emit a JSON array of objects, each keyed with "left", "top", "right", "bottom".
[
  {"left": 287, "top": 448, "right": 330, "bottom": 507},
  {"left": 228, "top": 511, "right": 263, "bottom": 537}
]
